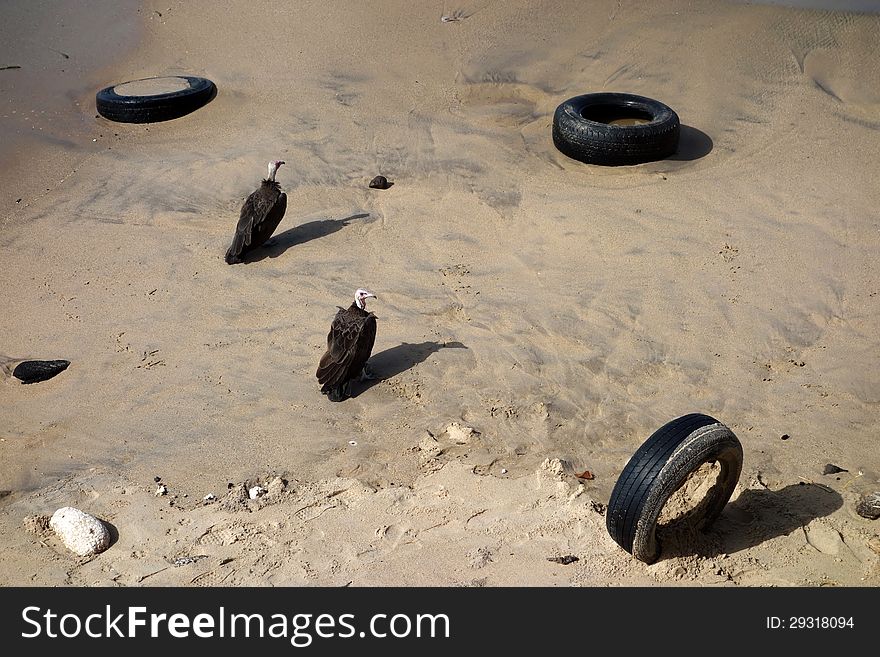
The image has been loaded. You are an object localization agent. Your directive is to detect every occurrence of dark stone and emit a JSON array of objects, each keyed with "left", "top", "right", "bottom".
[
  {"left": 822, "top": 464, "right": 847, "bottom": 475},
  {"left": 369, "top": 175, "right": 392, "bottom": 190}
]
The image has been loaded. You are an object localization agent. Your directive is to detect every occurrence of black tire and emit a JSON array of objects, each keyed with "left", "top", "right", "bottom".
[
  {"left": 96, "top": 76, "right": 216, "bottom": 124},
  {"left": 552, "top": 92, "right": 680, "bottom": 166},
  {"left": 606, "top": 413, "right": 743, "bottom": 564},
  {"left": 12, "top": 360, "right": 70, "bottom": 384}
]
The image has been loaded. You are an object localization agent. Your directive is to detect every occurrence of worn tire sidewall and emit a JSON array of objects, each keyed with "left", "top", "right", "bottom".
[
  {"left": 631, "top": 424, "right": 744, "bottom": 564},
  {"left": 552, "top": 92, "right": 680, "bottom": 165}
]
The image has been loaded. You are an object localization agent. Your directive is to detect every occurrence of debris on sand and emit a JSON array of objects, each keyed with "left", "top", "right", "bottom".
[
  {"left": 248, "top": 485, "right": 267, "bottom": 500},
  {"left": 547, "top": 555, "right": 579, "bottom": 565},
  {"left": 822, "top": 464, "right": 848, "bottom": 475},
  {"left": 49, "top": 507, "right": 110, "bottom": 556},
  {"left": 173, "top": 555, "right": 208, "bottom": 567},
  {"left": 155, "top": 484, "right": 168, "bottom": 496},
  {"left": 855, "top": 492, "right": 880, "bottom": 520}
]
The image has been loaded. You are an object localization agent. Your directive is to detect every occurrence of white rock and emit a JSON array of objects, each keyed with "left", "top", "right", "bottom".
[
  {"left": 155, "top": 484, "right": 167, "bottom": 496},
  {"left": 248, "top": 485, "right": 267, "bottom": 500},
  {"left": 49, "top": 507, "right": 110, "bottom": 557},
  {"left": 203, "top": 493, "right": 216, "bottom": 502}
]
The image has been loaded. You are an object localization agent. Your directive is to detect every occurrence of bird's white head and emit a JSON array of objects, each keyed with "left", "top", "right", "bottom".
[
  {"left": 354, "top": 288, "right": 377, "bottom": 310},
  {"left": 267, "top": 160, "right": 285, "bottom": 182}
]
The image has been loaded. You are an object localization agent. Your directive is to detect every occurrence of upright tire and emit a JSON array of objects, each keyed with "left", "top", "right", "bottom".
[
  {"left": 552, "top": 92, "right": 680, "bottom": 166},
  {"left": 606, "top": 413, "right": 743, "bottom": 564},
  {"left": 96, "top": 76, "right": 216, "bottom": 124}
]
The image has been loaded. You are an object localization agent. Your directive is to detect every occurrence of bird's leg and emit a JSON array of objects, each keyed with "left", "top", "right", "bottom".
[{"left": 359, "top": 362, "right": 379, "bottom": 381}]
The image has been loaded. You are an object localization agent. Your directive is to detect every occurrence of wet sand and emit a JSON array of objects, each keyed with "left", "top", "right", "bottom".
[{"left": 1, "top": 0, "right": 879, "bottom": 586}]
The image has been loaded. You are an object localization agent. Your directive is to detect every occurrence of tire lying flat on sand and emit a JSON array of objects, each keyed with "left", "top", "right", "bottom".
[
  {"left": 552, "top": 92, "right": 680, "bottom": 166},
  {"left": 606, "top": 413, "right": 743, "bottom": 564},
  {"left": 96, "top": 75, "right": 216, "bottom": 124}
]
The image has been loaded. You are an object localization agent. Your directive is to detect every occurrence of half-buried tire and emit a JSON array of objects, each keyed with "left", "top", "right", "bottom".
[
  {"left": 606, "top": 413, "right": 743, "bottom": 564},
  {"left": 552, "top": 92, "right": 680, "bottom": 166},
  {"left": 12, "top": 359, "right": 70, "bottom": 384},
  {"left": 96, "top": 75, "right": 216, "bottom": 124}
]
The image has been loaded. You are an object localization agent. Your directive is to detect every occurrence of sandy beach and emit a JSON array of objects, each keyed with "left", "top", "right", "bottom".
[{"left": 1, "top": 0, "right": 879, "bottom": 586}]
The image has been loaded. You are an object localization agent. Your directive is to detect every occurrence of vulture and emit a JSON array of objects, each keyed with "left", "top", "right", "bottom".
[
  {"left": 225, "top": 160, "right": 287, "bottom": 264},
  {"left": 316, "top": 289, "right": 378, "bottom": 402}
]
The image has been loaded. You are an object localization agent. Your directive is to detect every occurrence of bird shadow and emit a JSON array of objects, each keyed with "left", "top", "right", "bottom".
[
  {"left": 667, "top": 124, "right": 713, "bottom": 161},
  {"left": 240, "top": 212, "right": 371, "bottom": 263},
  {"left": 656, "top": 482, "right": 843, "bottom": 561},
  {"left": 354, "top": 341, "right": 468, "bottom": 396}
]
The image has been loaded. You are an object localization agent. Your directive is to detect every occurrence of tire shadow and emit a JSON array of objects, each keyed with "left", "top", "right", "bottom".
[
  {"left": 657, "top": 483, "right": 843, "bottom": 560},
  {"left": 667, "top": 124, "right": 713, "bottom": 161},
  {"left": 353, "top": 341, "right": 468, "bottom": 397},
  {"left": 240, "top": 212, "right": 371, "bottom": 263}
]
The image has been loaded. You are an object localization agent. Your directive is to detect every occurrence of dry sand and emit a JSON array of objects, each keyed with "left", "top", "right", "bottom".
[{"left": 1, "top": 0, "right": 879, "bottom": 586}]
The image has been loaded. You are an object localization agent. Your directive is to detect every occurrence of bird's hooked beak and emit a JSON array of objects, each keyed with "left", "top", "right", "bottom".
[{"left": 268, "top": 160, "right": 285, "bottom": 181}]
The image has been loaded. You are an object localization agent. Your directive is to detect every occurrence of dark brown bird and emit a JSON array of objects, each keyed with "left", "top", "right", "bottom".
[
  {"left": 316, "top": 289, "right": 378, "bottom": 402},
  {"left": 225, "top": 160, "right": 287, "bottom": 264}
]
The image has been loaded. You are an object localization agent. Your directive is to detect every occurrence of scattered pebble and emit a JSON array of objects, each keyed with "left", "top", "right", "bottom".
[
  {"left": 248, "top": 485, "right": 267, "bottom": 500},
  {"left": 154, "top": 476, "right": 161, "bottom": 483},
  {"left": 154, "top": 484, "right": 167, "bottom": 496},
  {"left": 575, "top": 470, "right": 595, "bottom": 480},
  {"left": 49, "top": 507, "right": 110, "bottom": 557},
  {"left": 203, "top": 493, "right": 216, "bottom": 503},
  {"left": 500, "top": 468, "right": 508, "bottom": 474},
  {"left": 348, "top": 440, "right": 357, "bottom": 446},
  {"left": 547, "top": 555, "right": 579, "bottom": 565},
  {"left": 855, "top": 492, "right": 880, "bottom": 520},
  {"left": 822, "top": 464, "right": 847, "bottom": 475},
  {"left": 780, "top": 434, "right": 790, "bottom": 441},
  {"left": 368, "top": 175, "right": 392, "bottom": 190}
]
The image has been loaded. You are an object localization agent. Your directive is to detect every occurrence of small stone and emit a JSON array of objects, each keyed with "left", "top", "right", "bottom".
[
  {"left": 500, "top": 468, "right": 508, "bottom": 474},
  {"left": 248, "top": 485, "right": 267, "bottom": 500},
  {"left": 154, "top": 476, "right": 161, "bottom": 483},
  {"left": 49, "top": 507, "right": 110, "bottom": 557},
  {"left": 547, "top": 555, "right": 579, "bottom": 565},
  {"left": 781, "top": 434, "right": 790, "bottom": 441},
  {"left": 855, "top": 492, "right": 880, "bottom": 520},
  {"left": 368, "top": 175, "right": 391, "bottom": 190},
  {"left": 822, "top": 464, "right": 848, "bottom": 475},
  {"left": 203, "top": 493, "right": 216, "bottom": 503},
  {"left": 155, "top": 484, "right": 167, "bottom": 496}
]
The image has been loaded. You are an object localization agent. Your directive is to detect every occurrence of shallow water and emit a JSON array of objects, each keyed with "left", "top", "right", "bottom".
[{"left": 727, "top": 0, "right": 880, "bottom": 12}]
